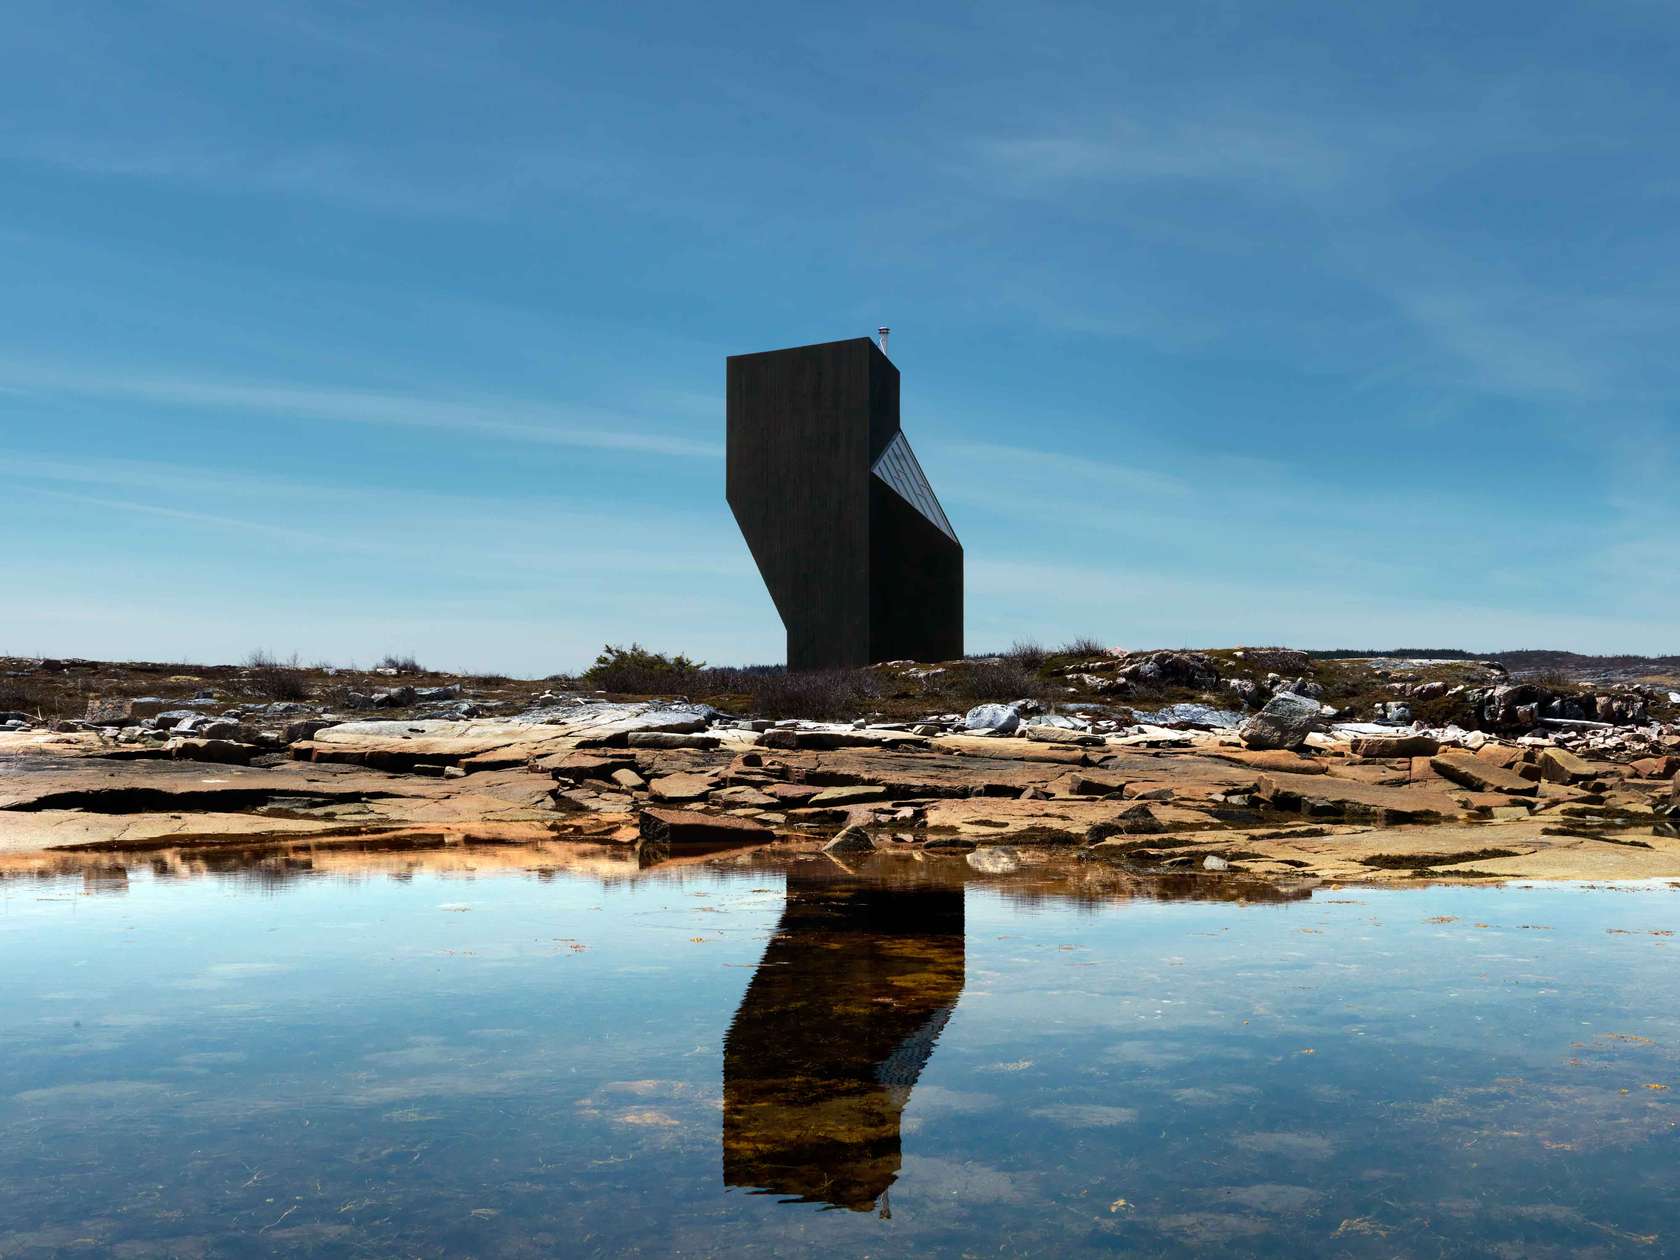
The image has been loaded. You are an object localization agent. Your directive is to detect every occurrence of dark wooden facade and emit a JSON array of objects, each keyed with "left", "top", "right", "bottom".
[{"left": 726, "top": 336, "right": 962, "bottom": 669}]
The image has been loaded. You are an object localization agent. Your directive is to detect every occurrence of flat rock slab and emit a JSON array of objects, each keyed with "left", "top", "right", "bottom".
[
  {"left": 1256, "top": 772, "right": 1463, "bottom": 823},
  {"left": 921, "top": 797, "right": 1214, "bottom": 844},
  {"left": 1350, "top": 734, "right": 1441, "bottom": 758},
  {"left": 759, "top": 729, "right": 929, "bottom": 751},
  {"left": 0, "top": 758, "right": 389, "bottom": 812},
  {"left": 1242, "top": 823, "right": 1680, "bottom": 883},
  {"left": 1431, "top": 753, "right": 1539, "bottom": 796},
  {"left": 935, "top": 736, "right": 1091, "bottom": 765},
  {"left": 7, "top": 715, "right": 1680, "bottom": 886},
  {"left": 1023, "top": 725, "right": 1104, "bottom": 746},
  {"left": 0, "top": 731, "right": 108, "bottom": 758},
  {"left": 0, "top": 810, "right": 339, "bottom": 853},
  {"left": 807, "top": 784, "right": 889, "bottom": 806},
  {"left": 648, "top": 772, "right": 715, "bottom": 803},
  {"left": 299, "top": 720, "right": 579, "bottom": 769},
  {"left": 1206, "top": 748, "right": 1330, "bottom": 775},
  {"left": 637, "top": 807, "right": 771, "bottom": 847}
]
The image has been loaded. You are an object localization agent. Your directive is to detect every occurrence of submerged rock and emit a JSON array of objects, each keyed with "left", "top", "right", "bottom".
[
  {"left": 821, "top": 825, "right": 875, "bottom": 854},
  {"left": 966, "top": 846, "right": 1021, "bottom": 873}
]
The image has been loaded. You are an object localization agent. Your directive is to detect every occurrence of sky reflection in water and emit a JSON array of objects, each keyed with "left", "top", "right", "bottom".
[{"left": 1, "top": 851, "right": 1678, "bottom": 1257}]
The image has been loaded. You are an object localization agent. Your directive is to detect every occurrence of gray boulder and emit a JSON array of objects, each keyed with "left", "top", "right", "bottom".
[
  {"left": 962, "top": 703, "right": 1022, "bottom": 735},
  {"left": 283, "top": 718, "right": 335, "bottom": 744},
  {"left": 1238, "top": 691, "right": 1325, "bottom": 751}
]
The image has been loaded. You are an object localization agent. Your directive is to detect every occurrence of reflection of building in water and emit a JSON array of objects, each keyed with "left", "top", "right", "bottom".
[{"left": 723, "top": 863, "right": 965, "bottom": 1213}]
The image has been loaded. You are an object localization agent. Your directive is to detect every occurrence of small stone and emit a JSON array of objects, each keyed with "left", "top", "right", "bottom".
[
  {"left": 610, "top": 767, "right": 647, "bottom": 792},
  {"left": 1202, "top": 855, "right": 1230, "bottom": 871}
]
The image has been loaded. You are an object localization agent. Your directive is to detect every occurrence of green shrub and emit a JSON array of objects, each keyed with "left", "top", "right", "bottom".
[{"left": 584, "top": 644, "right": 705, "bottom": 693}]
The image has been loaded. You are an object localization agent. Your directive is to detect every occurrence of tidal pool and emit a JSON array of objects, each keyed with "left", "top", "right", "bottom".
[{"left": 1, "top": 849, "right": 1677, "bottom": 1256}]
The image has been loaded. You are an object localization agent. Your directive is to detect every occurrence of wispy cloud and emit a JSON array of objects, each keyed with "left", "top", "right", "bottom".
[
  {"left": 972, "top": 113, "right": 1351, "bottom": 195},
  {"left": 9, "top": 133, "right": 633, "bottom": 220},
  {"left": 940, "top": 440, "right": 1195, "bottom": 498},
  {"left": 10, "top": 484, "right": 382, "bottom": 554},
  {"left": 1370, "top": 276, "right": 1677, "bottom": 405},
  {"left": 0, "top": 361, "right": 719, "bottom": 458}
]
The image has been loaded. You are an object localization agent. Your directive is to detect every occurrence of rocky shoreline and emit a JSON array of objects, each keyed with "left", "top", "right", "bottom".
[{"left": 3, "top": 647, "right": 1678, "bottom": 887}]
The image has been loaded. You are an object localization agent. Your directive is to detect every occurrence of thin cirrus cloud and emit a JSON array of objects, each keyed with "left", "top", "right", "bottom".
[
  {"left": 969, "top": 113, "right": 1354, "bottom": 196},
  {"left": 12, "top": 132, "right": 637, "bottom": 221},
  {"left": 0, "top": 452, "right": 750, "bottom": 579},
  {"left": 0, "top": 360, "right": 720, "bottom": 459}
]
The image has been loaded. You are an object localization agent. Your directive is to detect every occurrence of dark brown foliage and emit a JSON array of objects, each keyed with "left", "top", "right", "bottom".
[
  {"left": 1058, "top": 636, "right": 1109, "bottom": 658},
  {"left": 243, "top": 651, "right": 312, "bottom": 701},
  {"left": 956, "top": 658, "right": 1047, "bottom": 702},
  {"left": 699, "top": 667, "right": 880, "bottom": 721}
]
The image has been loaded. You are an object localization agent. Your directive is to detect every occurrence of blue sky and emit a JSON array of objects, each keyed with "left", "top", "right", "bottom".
[{"left": 2, "top": 1, "right": 1676, "bottom": 674}]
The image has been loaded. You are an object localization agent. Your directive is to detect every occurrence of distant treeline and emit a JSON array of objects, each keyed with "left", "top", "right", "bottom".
[
  {"left": 1306, "top": 649, "right": 1485, "bottom": 661},
  {"left": 1308, "top": 648, "right": 1680, "bottom": 672}
]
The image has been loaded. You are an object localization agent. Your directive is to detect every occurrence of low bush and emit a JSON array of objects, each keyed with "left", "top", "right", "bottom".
[
  {"left": 700, "top": 665, "right": 880, "bottom": 720},
  {"left": 244, "top": 650, "right": 312, "bottom": 701},
  {"left": 1058, "top": 635, "right": 1109, "bottom": 658},
  {"left": 377, "top": 653, "right": 426, "bottom": 675},
  {"left": 0, "top": 676, "right": 70, "bottom": 720},
  {"left": 1002, "top": 639, "right": 1048, "bottom": 670},
  {"left": 956, "top": 658, "right": 1047, "bottom": 702},
  {"left": 584, "top": 644, "right": 704, "bottom": 694}
]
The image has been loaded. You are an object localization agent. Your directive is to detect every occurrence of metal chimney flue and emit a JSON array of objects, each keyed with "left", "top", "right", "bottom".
[{"left": 877, "top": 326, "right": 890, "bottom": 355}]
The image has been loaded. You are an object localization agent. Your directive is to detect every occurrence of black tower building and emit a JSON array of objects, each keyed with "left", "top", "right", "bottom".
[{"left": 727, "top": 336, "right": 963, "bottom": 669}]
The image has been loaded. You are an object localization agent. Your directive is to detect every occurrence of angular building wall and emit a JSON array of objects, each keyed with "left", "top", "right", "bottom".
[{"left": 726, "top": 336, "right": 962, "bottom": 669}]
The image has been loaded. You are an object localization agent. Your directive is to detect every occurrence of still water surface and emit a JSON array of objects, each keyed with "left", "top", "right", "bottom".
[{"left": 1, "top": 851, "right": 1678, "bottom": 1256}]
